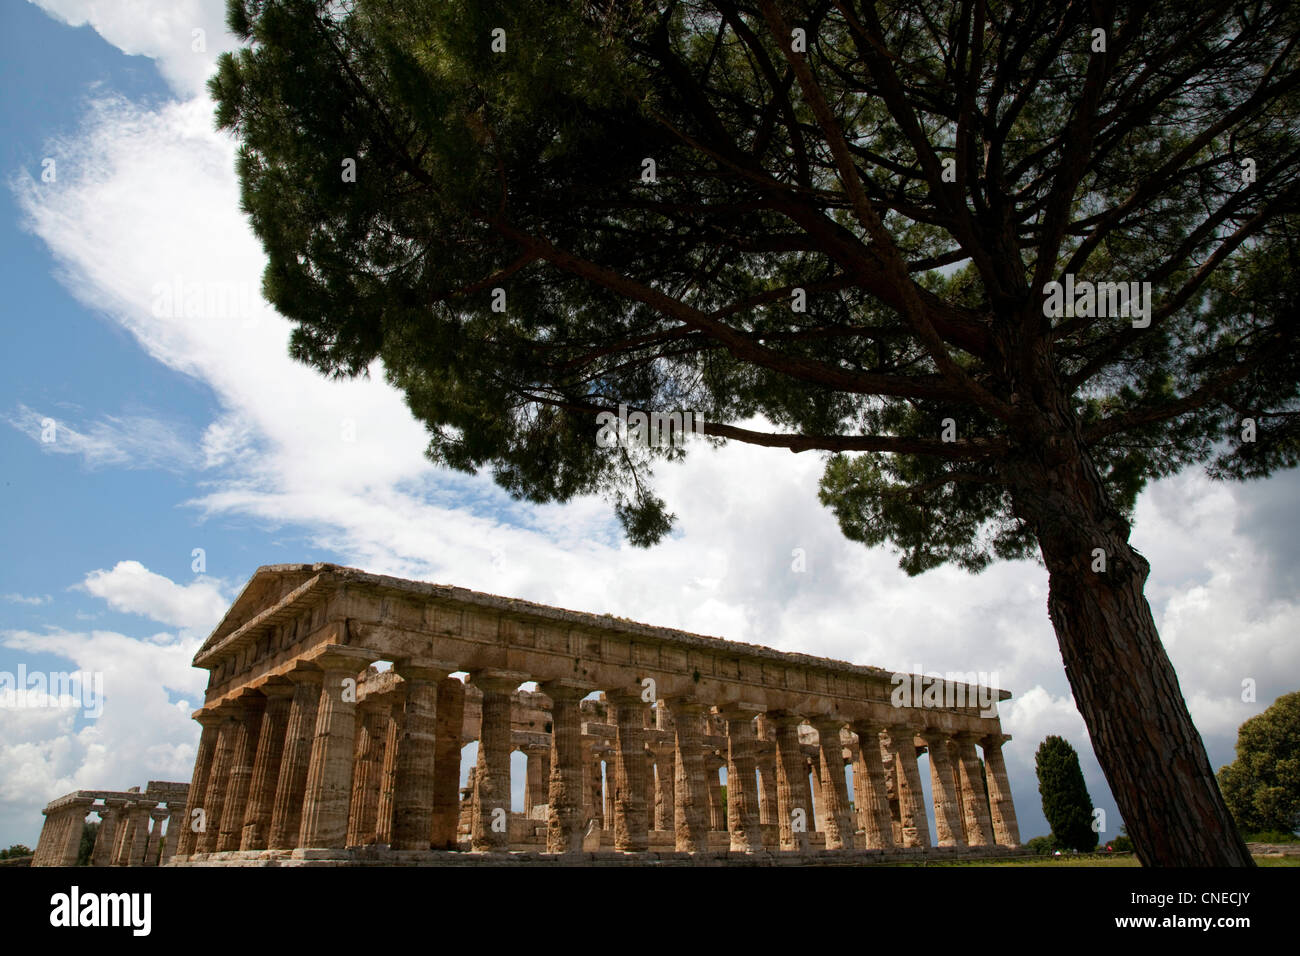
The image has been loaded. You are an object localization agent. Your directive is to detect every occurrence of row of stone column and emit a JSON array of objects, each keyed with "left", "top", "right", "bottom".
[
  {"left": 179, "top": 649, "right": 1018, "bottom": 857},
  {"left": 177, "top": 651, "right": 473, "bottom": 856},
  {"left": 33, "top": 797, "right": 183, "bottom": 867}
]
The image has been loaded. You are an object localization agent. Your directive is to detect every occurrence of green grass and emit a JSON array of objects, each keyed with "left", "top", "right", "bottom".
[{"left": 902, "top": 853, "right": 1299, "bottom": 867}]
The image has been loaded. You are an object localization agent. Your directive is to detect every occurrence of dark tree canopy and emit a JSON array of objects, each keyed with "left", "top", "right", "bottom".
[
  {"left": 211, "top": 0, "right": 1299, "bottom": 866},
  {"left": 1218, "top": 691, "right": 1300, "bottom": 836},
  {"left": 1036, "top": 734, "right": 1100, "bottom": 852}
]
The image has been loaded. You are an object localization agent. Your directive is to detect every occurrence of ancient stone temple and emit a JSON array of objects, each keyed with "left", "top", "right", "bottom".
[
  {"left": 31, "top": 781, "right": 188, "bottom": 867},
  {"left": 171, "top": 564, "right": 1023, "bottom": 864}
]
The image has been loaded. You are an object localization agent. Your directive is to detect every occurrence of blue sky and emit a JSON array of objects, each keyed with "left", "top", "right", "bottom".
[{"left": 2, "top": 0, "right": 1297, "bottom": 853}]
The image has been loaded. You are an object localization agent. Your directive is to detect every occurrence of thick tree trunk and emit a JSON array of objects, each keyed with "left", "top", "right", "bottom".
[{"left": 1005, "top": 408, "right": 1254, "bottom": 866}]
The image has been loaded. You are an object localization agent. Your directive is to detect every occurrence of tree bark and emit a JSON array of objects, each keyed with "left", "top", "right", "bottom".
[{"left": 1004, "top": 390, "right": 1254, "bottom": 867}]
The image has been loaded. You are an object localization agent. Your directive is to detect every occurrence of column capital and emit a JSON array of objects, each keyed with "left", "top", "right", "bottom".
[
  {"left": 766, "top": 709, "right": 806, "bottom": 728},
  {"left": 194, "top": 710, "right": 225, "bottom": 728},
  {"left": 539, "top": 678, "right": 592, "bottom": 701},
  {"left": 921, "top": 726, "right": 952, "bottom": 743},
  {"left": 304, "top": 644, "right": 375, "bottom": 673},
  {"left": 717, "top": 704, "right": 764, "bottom": 722},
  {"left": 981, "top": 732, "right": 1012, "bottom": 747},
  {"left": 393, "top": 659, "right": 457, "bottom": 683},
  {"left": 284, "top": 665, "right": 325, "bottom": 685},
  {"left": 149, "top": 807, "right": 169, "bottom": 822},
  {"left": 258, "top": 680, "right": 296, "bottom": 699},
  {"left": 469, "top": 670, "right": 529, "bottom": 694}
]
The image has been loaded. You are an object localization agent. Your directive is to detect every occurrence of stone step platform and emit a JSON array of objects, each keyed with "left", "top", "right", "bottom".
[{"left": 169, "top": 844, "right": 1031, "bottom": 866}]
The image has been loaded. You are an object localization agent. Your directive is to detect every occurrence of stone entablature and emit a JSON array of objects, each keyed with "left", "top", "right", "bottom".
[
  {"left": 31, "top": 781, "right": 189, "bottom": 867},
  {"left": 171, "top": 564, "right": 1022, "bottom": 863}
]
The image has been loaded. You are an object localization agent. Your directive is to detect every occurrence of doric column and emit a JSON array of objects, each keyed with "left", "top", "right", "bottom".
[
  {"left": 523, "top": 743, "right": 550, "bottom": 817},
  {"left": 143, "top": 807, "right": 168, "bottom": 866},
  {"left": 91, "top": 802, "right": 122, "bottom": 866},
  {"left": 374, "top": 695, "right": 402, "bottom": 845},
  {"left": 981, "top": 733, "right": 1021, "bottom": 847},
  {"left": 542, "top": 680, "right": 588, "bottom": 854},
  {"left": 298, "top": 648, "right": 370, "bottom": 848},
  {"left": 161, "top": 804, "right": 184, "bottom": 863},
  {"left": 241, "top": 683, "right": 293, "bottom": 850},
  {"left": 268, "top": 668, "right": 322, "bottom": 849},
  {"left": 923, "top": 729, "right": 965, "bottom": 847},
  {"left": 217, "top": 695, "right": 266, "bottom": 851},
  {"left": 176, "top": 714, "right": 220, "bottom": 857},
  {"left": 953, "top": 732, "right": 993, "bottom": 847},
  {"left": 812, "top": 718, "right": 853, "bottom": 850},
  {"left": 771, "top": 712, "right": 812, "bottom": 851},
  {"left": 31, "top": 809, "right": 55, "bottom": 866},
  {"left": 887, "top": 723, "right": 930, "bottom": 848},
  {"left": 391, "top": 662, "right": 452, "bottom": 850},
  {"left": 580, "top": 742, "right": 601, "bottom": 830},
  {"left": 126, "top": 803, "right": 152, "bottom": 865},
  {"left": 721, "top": 708, "right": 763, "bottom": 853},
  {"left": 110, "top": 803, "right": 135, "bottom": 865},
  {"left": 346, "top": 697, "right": 389, "bottom": 846},
  {"left": 808, "top": 753, "right": 824, "bottom": 834},
  {"left": 56, "top": 799, "right": 93, "bottom": 866},
  {"left": 610, "top": 692, "right": 650, "bottom": 852},
  {"left": 665, "top": 698, "right": 711, "bottom": 853},
  {"left": 469, "top": 672, "right": 522, "bottom": 852},
  {"left": 850, "top": 722, "right": 895, "bottom": 849},
  {"left": 430, "top": 676, "right": 465, "bottom": 849},
  {"left": 707, "top": 757, "right": 726, "bottom": 831},
  {"left": 196, "top": 713, "right": 238, "bottom": 853},
  {"left": 652, "top": 742, "right": 676, "bottom": 831}
]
